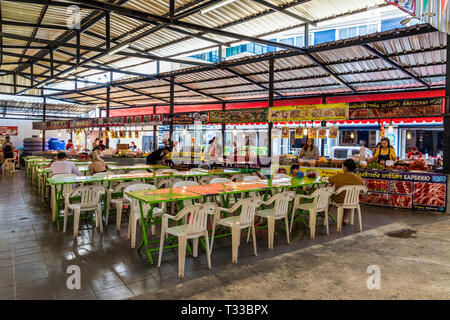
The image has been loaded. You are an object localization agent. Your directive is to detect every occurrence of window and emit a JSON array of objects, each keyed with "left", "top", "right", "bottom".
[
  {"left": 358, "top": 25, "right": 367, "bottom": 36},
  {"left": 314, "top": 29, "right": 336, "bottom": 45},
  {"left": 381, "top": 17, "right": 404, "bottom": 32},
  {"left": 267, "top": 38, "right": 277, "bottom": 52},
  {"left": 280, "top": 37, "right": 294, "bottom": 46},
  {"left": 368, "top": 23, "right": 378, "bottom": 34},
  {"left": 348, "top": 27, "right": 357, "bottom": 38},
  {"left": 338, "top": 29, "right": 347, "bottom": 40}
]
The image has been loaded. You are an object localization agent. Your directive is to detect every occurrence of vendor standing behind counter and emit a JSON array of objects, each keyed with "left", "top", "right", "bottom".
[
  {"left": 372, "top": 137, "right": 397, "bottom": 164},
  {"left": 299, "top": 138, "right": 320, "bottom": 159}
]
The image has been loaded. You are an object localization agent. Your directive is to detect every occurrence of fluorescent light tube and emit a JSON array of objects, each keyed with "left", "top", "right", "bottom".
[
  {"left": 200, "top": 0, "right": 238, "bottom": 14},
  {"left": 107, "top": 42, "right": 130, "bottom": 56}
]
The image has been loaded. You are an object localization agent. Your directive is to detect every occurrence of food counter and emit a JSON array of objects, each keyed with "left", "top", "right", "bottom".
[{"left": 273, "top": 161, "right": 447, "bottom": 212}]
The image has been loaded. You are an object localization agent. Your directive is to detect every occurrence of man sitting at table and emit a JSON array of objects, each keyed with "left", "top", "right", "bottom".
[
  {"left": 146, "top": 147, "right": 170, "bottom": 165},
  {"left": 50, "top": 152, "right": 82, "bottom": 177},
  {"left": 328, "top": 159, "right": 364, "bottom": 224}
]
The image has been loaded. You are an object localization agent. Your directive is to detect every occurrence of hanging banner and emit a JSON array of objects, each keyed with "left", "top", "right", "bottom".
[
  {"left": 165, "top": 112, "right": 209, "bottom": 125},
  {"left": 281, "top": 127, "right": 290, "bottom": 138},
  {"left": 294, "top": 127, "right": 304, "bottom": 139},
  {"left": 385, "top": 0, "right": 416, "bottom": 15},
  {"left": 348, "top": 98, "right": 443, "bottom": 119},
  {"left": 270, "top": 103, "right": 347, "bottom": 122},
  {"left": 0, "top": 126, "right": 18, "bottom": 136},
  {"left": 328, "top": 126, "right": 338, "bottom": 138},
  {"left": 308, "top": 127, "right": 317, "bottom": 139},
  {"left": 317, "top": 127, "right": 327, "bottom": 139},
  {"left": 32, "top": 120, "right": 70, "bottom": 130},
  {"left": 209, "top": 108, "right": 267, "bottom": 123}
]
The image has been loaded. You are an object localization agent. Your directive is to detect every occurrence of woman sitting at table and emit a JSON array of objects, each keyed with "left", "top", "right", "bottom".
[
  {"left": 88, "top": 151, "right": 108, "bottom": 175},
  {"left": 44, "top": 155, "right": 58, "bottom": 169},
  {"left": 299, "top": 138, "right": 319, "bottom": 159}
]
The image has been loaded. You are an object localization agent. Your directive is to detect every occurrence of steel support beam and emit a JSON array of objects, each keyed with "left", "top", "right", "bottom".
[
  {"left": 42, "top": 96, "right": 46, "bottom": 151},
  {"left": 362, "top": 44, "right": 430, "bottom": 88},
  {"left": 225, "top": 67, "right": 284, "bottom": 97},
  {"left": 169, "top": 75, "right": 174, "bottom": 144},
  {"left": 268, "top": 58, "right": 274, "bottom": 158},
  {"left": 444, "top": 34, "right": 450, "bottom": 174}
]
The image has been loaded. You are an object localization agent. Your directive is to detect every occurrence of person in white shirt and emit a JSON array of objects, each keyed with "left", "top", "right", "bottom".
[
  {"left": 359, "top": 140, "right": 367, "bottom": 162},
  {"left": 50, "top": 152, "right": 82, "bottom": 177}
]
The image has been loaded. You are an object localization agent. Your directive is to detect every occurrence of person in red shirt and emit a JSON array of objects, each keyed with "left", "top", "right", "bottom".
[
  {"left": 407, "top": 146, "right": 422, "bottom": 160},
  {"left": 66, "top": 139, "right": 74, "bottom": 150}
]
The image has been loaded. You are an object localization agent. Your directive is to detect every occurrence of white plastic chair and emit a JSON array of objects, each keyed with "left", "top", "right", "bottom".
[
  {"left": 274, "top": 173, "right": 291, "bottom": 180},
  {"left": 243, "top": 175, "right": 262, "bottom": 182},
  {"left": 92, "top": 172, "right": 108, "bottom": 187},
  {"left": 124, "top": 184, "right": 165, "bottom": 248},
  {"left": 157, "top": 168, "right": 179, "bottom": 174},
  {"left": 2, "top": 158, "right": 16, "bottom": 173},
  {"left": 211, "top": 197, "right": 262, "bottom": 264},
  {"left": 332, "top": 185, "right": 367, "bottom": 232},
  {"left": 173, "top": 180, "right": 199, "bottom": 188},
  {"left": 255, "top": 191, "right": 295, "bottom": 249},
  {"left": 209, "top": 178, "right": 232, "bottom": 184},
  {"left": 105, "top": 181, "right": 137, "bottom": 230},
  {"left": 230, "top": 174, "right": 243, "bottom": 182},
  {"left": 292, "top": 186, "right": 335, "bottom": 238},
  {"left": 158, "top": 203, "right": 216, "bottom": 278},
  {"left": 63, "top": 185, "right": 106, "bottom": 238},
  {"left": 198, "top": 175, "right": 213, "bottom": 185},
  {"left": 52, "top": 173, "right": 78, "bottom": 215}
]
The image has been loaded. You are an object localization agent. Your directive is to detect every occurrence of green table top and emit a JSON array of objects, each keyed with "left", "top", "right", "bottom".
[
  {"left": 126, "top": 178, "right": 322, "bottom": 204},
  {"left": 32, "top": 161, "right": 117, "bottom": 168},
  {"left": 40, "top": 164, "right": 168, "bottom": 175},
  {"left": 47, "top": 169, "right": 249, "bottom": 185}
]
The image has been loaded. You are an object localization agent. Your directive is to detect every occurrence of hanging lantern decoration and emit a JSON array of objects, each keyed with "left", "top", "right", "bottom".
[
  {"left": 135, "top": 130, "right": 139, "bottom": 138},
  {"left": 380, "top": 122, "right": 385, "bottom": 138}
]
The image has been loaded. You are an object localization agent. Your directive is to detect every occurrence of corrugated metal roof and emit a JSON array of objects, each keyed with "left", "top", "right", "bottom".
[{"left": 50, "top": 24, "right": 444, "bottom": 107}]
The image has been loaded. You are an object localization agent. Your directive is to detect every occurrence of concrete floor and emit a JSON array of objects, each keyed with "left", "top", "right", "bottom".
[
  {"left": 134, "top": 215, "right": 450, "bottom": 300},
  {"left": 1, "top": 170, "right": 448, "bottom": 299}
]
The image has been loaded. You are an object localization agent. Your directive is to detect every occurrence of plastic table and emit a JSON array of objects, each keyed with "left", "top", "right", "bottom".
[{"left": 126, "top": 178, "right": 323, "bottom": 263}]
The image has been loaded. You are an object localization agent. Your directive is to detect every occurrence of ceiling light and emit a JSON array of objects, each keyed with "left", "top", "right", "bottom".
[
  {"left": 388, "top": 121, "right": 394, "bottom": 133},
  {"left": 107, "top": 42, "right": 130, "bottom": 56},
  {"left": 406, "top": 130, "right": 412, "bottom": 140},
  {"left": 350, "top": 131, "right": 354, "bottom": 139},
  {"left": 200, "top": 0, "right": 238, "bottom": 14}
]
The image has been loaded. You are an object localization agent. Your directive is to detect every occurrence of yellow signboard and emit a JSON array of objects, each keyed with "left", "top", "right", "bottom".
[{"left": 270, "top": 103, "right": 347, "bottom": 122}]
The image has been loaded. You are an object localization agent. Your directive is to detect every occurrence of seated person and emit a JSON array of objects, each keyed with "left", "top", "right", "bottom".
[
  {"left": 98, "top": 140, "right": 106, "bottom": 151},
  {"left": 66, "top": 139, "right": 74, "bottom": 150},
  {"left": 328, "top": 159, "right": 364, "bottom": 224},
  {"left": 50, "top": 152, "right": 82, "bottom": 177},
  {"left": 129, "top": 141, "right": 137, "bottom": 151},
  {"left": 406, "top": 146, "right": 422, "bottom": 160},
  {"left": 44, "top": 155, "right": 58, "bottom": 169},
  {"left": 146, "top": 147, "right": 170, "bottom": 165},
  {"left": 88, "top": 151, "right": 108, "bottom": 175},
  {"left": 290, "top": 164, "right": 300, "bottom": 178}
]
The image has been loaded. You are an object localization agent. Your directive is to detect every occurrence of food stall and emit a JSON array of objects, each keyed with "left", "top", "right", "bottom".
[{"left": 268, "top": 98, "right": 447, "bottom": 213}]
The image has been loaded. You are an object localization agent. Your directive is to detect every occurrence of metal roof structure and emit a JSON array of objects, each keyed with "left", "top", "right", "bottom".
[
  {"left": 49, "top": 24, "right": 446, "bottom": 110},
  {"left": 0, "top": 0, "right": 445, "bottom": 114}
]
